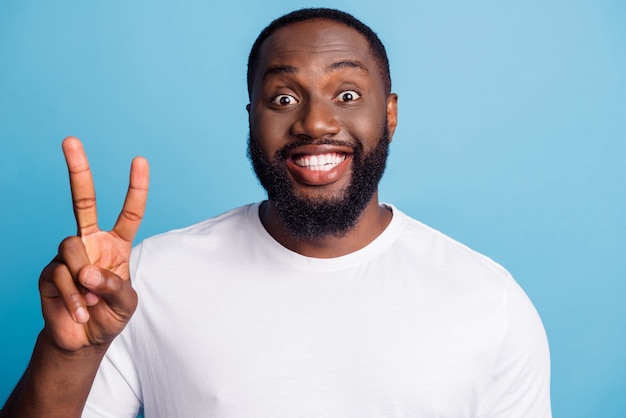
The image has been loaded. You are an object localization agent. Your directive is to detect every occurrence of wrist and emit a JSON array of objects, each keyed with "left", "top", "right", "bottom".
[{"left": 37, "top": 330, "right": 111, "bottom": 360}]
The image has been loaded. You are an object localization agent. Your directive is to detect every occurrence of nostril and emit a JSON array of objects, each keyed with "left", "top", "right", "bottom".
[{"left": 291, "top": 101, "right": 341, "bottom": 139}]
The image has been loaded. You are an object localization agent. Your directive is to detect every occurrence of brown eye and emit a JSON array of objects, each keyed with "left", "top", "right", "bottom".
[
  {"left": 271, "top": 94, "right": 298, "bottom": 106},
  {"left": 335, "top": 90, "right": 361, "bottom": 102}
]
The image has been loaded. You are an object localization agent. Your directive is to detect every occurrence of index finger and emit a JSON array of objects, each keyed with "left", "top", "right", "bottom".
[{"left": 62, "top": 137, "right": 99, "bottom": 236}]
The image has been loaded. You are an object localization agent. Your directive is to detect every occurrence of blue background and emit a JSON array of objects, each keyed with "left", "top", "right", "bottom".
[{"left": 1, "top": 1, "right": 624, "bottom": 416}]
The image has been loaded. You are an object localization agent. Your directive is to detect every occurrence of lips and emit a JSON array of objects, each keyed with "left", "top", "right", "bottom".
[{"left": 285, "top": 144, "right": 354, "bottom": 186}]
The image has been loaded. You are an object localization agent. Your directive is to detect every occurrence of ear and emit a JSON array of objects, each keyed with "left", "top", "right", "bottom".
[
  {"left": 386, "top": 93, "right": 398, "bottom": 142},
  {"left": 246, "top": 103, "right": 251, "bottom": 113}
]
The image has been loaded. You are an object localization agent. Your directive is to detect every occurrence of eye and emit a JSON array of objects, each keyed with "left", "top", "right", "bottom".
[
  {"left": 271, "top": 94, "right": 299, "bottom": 106},
  {"left": 335, "top": 90, "right": 361, "bottom": 102}
]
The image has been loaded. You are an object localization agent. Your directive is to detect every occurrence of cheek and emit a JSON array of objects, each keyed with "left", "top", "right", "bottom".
[
  {"left": 347, "top": 110, "right": 386, "bottom": 148},
  {"left": 251, "top": 108, "right": 290, "bottom": 150}
]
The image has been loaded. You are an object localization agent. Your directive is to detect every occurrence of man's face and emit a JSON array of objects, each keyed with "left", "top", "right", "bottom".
[{"left": 248, "top": 19, "right": 398, "bottom": 238}]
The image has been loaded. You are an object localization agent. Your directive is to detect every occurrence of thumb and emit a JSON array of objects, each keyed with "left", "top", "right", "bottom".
[{"left": 79, "top": 265, "right": 138, "bottom": 317}]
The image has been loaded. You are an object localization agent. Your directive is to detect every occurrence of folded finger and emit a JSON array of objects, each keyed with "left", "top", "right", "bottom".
[
  {"left": 41, "top": 260, "right": 90, "bottom": 324},
  {"left": 58, "top": 236, "right": 91, "bottom": 278},
  {"left": 78, "top": 266, "right": 137, "bottom": 317}
]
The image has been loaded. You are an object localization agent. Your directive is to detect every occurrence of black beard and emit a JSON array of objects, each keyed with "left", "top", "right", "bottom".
[{"left": 247, "top": 126, "right": 390, "bottom": 240}]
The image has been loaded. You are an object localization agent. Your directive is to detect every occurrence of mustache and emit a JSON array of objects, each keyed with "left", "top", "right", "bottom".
[{"left": 278, "top": 138, "right": 361, "bottom": 159}]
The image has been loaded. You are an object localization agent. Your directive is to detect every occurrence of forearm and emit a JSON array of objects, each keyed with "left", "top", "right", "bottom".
[{"left": 1, "top": 332, "right": 109, "bottom": 418}]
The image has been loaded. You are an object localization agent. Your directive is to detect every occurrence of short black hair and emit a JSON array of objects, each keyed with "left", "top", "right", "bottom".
[{"left": 247, "top": 8, "right": 391, "bottom": 100}]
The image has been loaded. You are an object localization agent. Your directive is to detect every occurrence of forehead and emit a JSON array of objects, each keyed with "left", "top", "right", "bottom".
[
  {"left": 254, "top": 19, "right": 379, "bottom": 84},
  {"left": 261, "top": 19, "right": 371, "bottom": 57}
]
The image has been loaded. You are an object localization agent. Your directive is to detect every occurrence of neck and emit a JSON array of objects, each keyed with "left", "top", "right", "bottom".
[{"left": 259, "top": 193, "right": 392, "bottom": 258}]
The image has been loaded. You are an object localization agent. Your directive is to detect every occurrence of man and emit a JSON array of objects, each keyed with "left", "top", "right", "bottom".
[{"left": 2, "top": 8, "right": 551, "bottom": 417}]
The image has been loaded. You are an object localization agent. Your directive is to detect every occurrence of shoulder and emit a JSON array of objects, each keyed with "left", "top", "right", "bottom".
[
  {"left": 147, "top": 203, "right": 253, "bottom": 241},
  {"left": 389, "top": 205, "right": 512, "bottom": 283},
  {"left": 390, "top": 205, "right": 546, "bottom": 337},
  {"left": 134, "top": 203, "right": 256, "bottom": 250},
  {"left": 128, "top": 203, "right": 259, "bottom": 276}
]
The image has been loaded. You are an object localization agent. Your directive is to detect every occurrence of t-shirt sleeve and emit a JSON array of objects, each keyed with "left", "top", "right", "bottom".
[
  {"left": 82, "top": 353, "right": 142, "bottom": 418},
  {"left": 477, "top": 276, "right": 552, "bottom": 418}
]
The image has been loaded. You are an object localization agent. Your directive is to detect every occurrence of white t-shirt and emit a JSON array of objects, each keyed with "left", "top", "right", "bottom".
[{"left": 84, "top": 203, "right": 551, "bottom": 417}]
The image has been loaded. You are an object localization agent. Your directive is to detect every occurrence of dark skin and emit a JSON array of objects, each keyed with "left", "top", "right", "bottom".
[
  {"left": 250, "top": 20, "right": 398, "bottom": 257},
  {"left": 1, "top": 19, "right": 397, "bottom": 417},
  {"left": 1, "top": 138, "right": 149, "bottom": 417}
]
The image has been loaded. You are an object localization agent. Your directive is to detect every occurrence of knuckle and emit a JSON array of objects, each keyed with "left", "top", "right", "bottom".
[
  {"left": 40, "top": 261, "right": 67, "bottom": 284},
  {"left": 79, "top": 222, "right": 99, "bottom": 233},
  {"left": 73, "top": 196, "right": 96, "bottom": 210},
  {"left": 39, "top": 261, "right": 56, "bottom": 281},
  {"left": 105, "top": 275, "right": 124, "bottom": 293},
  {"left": 64, "top": 291, "right": 84, "bottom": 308},
  {"left": 58, "top": 236, "right": 81, "bottom": 254},
  {"left": 129, "top": 184, "right": 148, "bottom": 192},
  {"left": 121, "top": 209, "right": 143, "bottom": 222}
]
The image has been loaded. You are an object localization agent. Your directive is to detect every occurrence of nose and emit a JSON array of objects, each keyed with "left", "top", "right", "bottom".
[{"left": 290, "top": 96, "right": 340, "bottom": 140}]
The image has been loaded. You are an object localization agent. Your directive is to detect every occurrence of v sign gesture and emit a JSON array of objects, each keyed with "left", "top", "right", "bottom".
[
  {"left": 39, "top": 136, "right": 149, "bottom": 351},
  {"left": 2, "top": 137, "right": 149, "bottom": 418}
]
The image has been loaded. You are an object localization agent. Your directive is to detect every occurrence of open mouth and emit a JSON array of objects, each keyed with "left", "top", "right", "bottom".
[
  {"left": 283, "top": 143, "right": 355, "bottom": 185},
  {"left": 291, "top": 152, "right": 347, "bottom": 171}
]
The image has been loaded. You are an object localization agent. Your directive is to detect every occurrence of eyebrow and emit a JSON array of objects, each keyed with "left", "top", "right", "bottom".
[
  {"left": 328, "top": 60, "right": 369, "bottom": 74},
  {"left": 262, "top": 60, "right": 369, "bottom": 81},
  {"left": 263, "top": 65, "right": 297, "bottom": 80}
]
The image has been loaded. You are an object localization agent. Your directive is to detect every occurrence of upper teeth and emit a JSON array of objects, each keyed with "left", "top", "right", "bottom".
[{"left": 293, "top": 153, "right": 346, "bottom": 171}]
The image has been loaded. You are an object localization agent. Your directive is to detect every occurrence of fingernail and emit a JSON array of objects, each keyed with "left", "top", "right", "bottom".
[
  {"left": 84, "top": 268, "right": 101, "bottom": 286},
  {"left": 75, "top": 307, "right": 89, "bottom": 323}
]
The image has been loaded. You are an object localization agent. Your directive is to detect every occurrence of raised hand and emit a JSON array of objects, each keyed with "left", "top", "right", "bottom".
[{"left": 39, "top": 137, "right": 149, "bottom": 352}]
